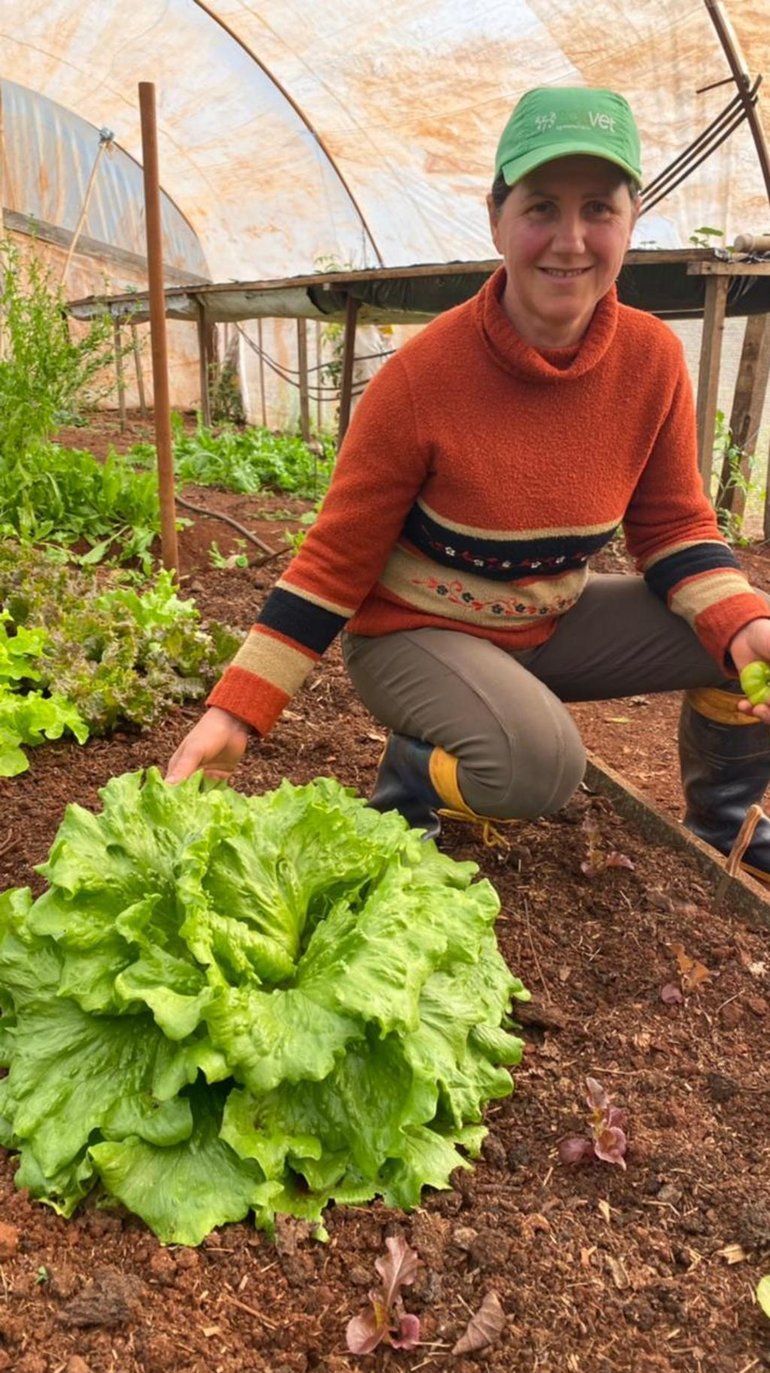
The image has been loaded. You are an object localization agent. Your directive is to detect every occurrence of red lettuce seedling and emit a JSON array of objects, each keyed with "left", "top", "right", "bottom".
[
  {"left": 580, "top": 811, "right": 635, "bottom": 878},
  {"left": 346, "top": 1236, "right": 422, "bottom": 1355},
  {"left": 558, "top": 1076, "right": 628, "bottom": 1170}
]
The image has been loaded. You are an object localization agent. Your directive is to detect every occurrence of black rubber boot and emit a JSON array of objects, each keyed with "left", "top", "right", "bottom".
[
  {"left": 369, "top": 734, "right": 444, "bottom": 838},
  {"left": 679, "top": 686, "right": 770, "bottom": 881}
]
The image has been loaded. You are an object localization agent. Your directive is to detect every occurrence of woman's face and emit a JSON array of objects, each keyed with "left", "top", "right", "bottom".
[{"left": 487, "top": 154, "right": 639, "bottom": 348}]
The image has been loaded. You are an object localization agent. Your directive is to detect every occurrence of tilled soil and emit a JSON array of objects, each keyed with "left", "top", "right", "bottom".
[{"left": 1, "top": 422, "right": 770, "bottom": 1372}]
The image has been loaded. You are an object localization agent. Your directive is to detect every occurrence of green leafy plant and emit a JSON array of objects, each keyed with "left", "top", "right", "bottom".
[
  {"left": 0, "top": 237, "right": 114, "bottom": 462},
  {"left": 284, "top": 503, "right": 323, "bottom": 555},
  {"left": 0, "top": 443, "right": 161, "bottom": 567},
  {"left": 0, "top": 241, "right": 155, "bottom": 564},
  {"left": 208, "top": 539, "right": 249, "bottom": 570},
  {"left": 688, "top": 225, "right": 725, "bottom": 250},
  {"left": 0, "top": 542, "right": 238, "bottom": 772},
  {"left": 0, "top": 769, "right": 529, "bottom": 1246},
  {"left": 129, "top": 421, "right": 335, "bottom": 501},
  {"left": 758, "top": 1274, "right": 770, "bottom": 1318},
  {"left": 711, "top": 409, "right": 762, "bottom": 545}
]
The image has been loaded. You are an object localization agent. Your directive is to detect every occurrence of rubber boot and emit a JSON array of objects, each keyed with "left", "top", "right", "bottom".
[
  {"left": 369, "top": 733, "right": 517, "bottom": 846},
  {"left": 679, "top": 685, "right": 770, "bottom": 882},
  {"left": 368, "top": 734, "right": 444, "bottom": 838}
]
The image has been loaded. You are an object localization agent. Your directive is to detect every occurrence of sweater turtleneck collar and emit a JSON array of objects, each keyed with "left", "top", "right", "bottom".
[{"left": 474, "top": 264, "right": 619, "bottom": 383}]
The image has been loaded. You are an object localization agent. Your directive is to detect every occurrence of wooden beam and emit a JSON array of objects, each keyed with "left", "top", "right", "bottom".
[
  {"left": 296, "top": 318, "right": 310, "bottom": 442},
  {"left": 139, "top": 81, "right": 179, "bottom": 575},
  {"left": 688, "top": 260, "right": 770, "bottom": 275},
  {"left": 337, "top": 294, "right": 359, "bottom": 448},
  {"left": 717, "top": 313, "right": 770, "bottom": 520},
  {"left": 696, "top": 274, "right": 729, "bottom": 496}
]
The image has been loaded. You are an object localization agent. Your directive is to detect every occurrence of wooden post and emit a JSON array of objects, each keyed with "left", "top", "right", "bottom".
[
  {"left": 130, "top": 322, "right": 147, "bottom": 418},
  {"left": 257, "top": 318, "right": 267, "bottom": 428},
  {"left": 695, "top": 274, "right": 729, "bottom": 498},
  {"left": 297, "top": 318, "right": 310, "bottom": 442},
  {"left": 196, "top": 300, "right": 212, "bottom": 427},
  {"left": 315, "top": 320, "right": 323, "bottom": 431},
  {"left": 717, "top": 313, "right": 770, "bottom": 520},
  {"left": 337, "top": 294, "right": 359, "bottom": 448},
  {"left": 113, "top": 318, "right": 126, "bottom": 433},
  {"left": 138, "top": 81, "right": 178, "bottom": 574}
]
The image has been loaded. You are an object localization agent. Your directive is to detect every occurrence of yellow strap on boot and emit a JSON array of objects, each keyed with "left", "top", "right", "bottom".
[
  {"left": 428, "top": 747, "right": 519, "bottom": 849},
  {"left": 686, "top": 687, "right": 761, "bottom": 727}
]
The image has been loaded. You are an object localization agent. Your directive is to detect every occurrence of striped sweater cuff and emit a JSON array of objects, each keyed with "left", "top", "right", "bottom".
[
  {"left": 693, "top": 591, "right": 770, "bottom": 669},
  {"left": 206, "top": 625, "right": 321, "bottom": 734}
]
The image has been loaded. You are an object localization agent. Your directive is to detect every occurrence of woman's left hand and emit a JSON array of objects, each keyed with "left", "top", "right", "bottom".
[{"left": 729, "top": 618, "right": 770, "bottom": 723}]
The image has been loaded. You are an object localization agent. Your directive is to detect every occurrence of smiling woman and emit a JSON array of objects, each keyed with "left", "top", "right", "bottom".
[
  {"left": 487, "top": 88, "right": 642, "bottom": 348},
  {"left": 487, "top": 156, "right": 640, "bottom": 348},
  {"left": 166, "top": 83, "right": 770, "bottom": 887}
]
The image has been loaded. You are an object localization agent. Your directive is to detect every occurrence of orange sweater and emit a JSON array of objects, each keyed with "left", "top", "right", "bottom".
[{"left": 209, "top": 267, "right": 767, "bottom": 735}]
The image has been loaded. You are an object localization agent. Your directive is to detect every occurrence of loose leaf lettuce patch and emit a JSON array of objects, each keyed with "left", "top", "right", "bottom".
[{"left": 0, "top": 769, "right": 528, "bottom": 1246}]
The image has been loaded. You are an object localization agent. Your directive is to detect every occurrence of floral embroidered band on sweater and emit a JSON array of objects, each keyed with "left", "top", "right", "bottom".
[{"left": 208, "top": 266, "right": 768, "bottom": 736}]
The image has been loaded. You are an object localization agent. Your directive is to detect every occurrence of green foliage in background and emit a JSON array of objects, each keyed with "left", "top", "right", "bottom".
[
  {"left": 711, "top": 408, "right": 764, "bottom": 546},
  {"left": 0, "top": 237, "right": 162, "bottom": 565},
  {"left": 0, "top": 237, "right": 114, "bottom": 459},
  {"left": 0, "top": 443, "right": 161, "bottom": 568},
  {"left": 0, "top": 541, "right": 239, "bottom": 774},
  {"left": 130, "top": 416, "right": 336, "bottom": 500}
]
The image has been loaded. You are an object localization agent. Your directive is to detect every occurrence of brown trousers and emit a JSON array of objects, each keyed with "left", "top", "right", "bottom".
[{"left": 342, "top": 573, "right": 732, "bottom": 820}]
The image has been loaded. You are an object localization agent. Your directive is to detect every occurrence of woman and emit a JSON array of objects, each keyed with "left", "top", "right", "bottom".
[{"left": 167, "top": 86, "right": 770, "bottom": 881}]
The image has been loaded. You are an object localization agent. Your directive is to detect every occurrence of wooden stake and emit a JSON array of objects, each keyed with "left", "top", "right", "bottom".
[
  {"left": 695, "top": 274, "right": 729, "bottom": 497},
  {"left": 138, "top": 82, "right": 178, "bottom": 574}
]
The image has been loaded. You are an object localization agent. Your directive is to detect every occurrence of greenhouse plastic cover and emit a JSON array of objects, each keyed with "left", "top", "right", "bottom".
[{"left": 2, "top": 1, "right": 769, "bottom": 285}]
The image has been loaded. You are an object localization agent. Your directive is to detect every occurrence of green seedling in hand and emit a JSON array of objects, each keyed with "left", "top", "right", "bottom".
[{"left": 739, "top": 660, "right": 770, "bottom": 706}]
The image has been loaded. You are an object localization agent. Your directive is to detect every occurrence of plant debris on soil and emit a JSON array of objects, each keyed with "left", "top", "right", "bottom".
[{"left": 1, "top": 413, "right": 769, "bottom": 1373}]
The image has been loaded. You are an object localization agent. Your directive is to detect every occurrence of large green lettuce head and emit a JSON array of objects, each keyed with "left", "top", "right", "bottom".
[{"left": 0, "top": 768, "right": 528, "bottom": 1245}]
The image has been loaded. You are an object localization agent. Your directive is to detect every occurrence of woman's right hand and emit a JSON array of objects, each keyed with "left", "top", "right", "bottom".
[{"left": 166, "top": 706, "right": 253, "bottom": 784}]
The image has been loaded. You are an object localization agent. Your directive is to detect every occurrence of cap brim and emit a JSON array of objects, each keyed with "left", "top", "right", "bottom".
[{"left": 500, "top": 142, "right": 642, "bottom": 187}]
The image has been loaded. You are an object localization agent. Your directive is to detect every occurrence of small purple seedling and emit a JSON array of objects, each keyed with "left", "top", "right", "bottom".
[
  {"left": 558, "top": 1075, "right": 628, "bottom": 1170},
  {"left": 346, "top": 1235, "right": 422, "bottom": 1355}
]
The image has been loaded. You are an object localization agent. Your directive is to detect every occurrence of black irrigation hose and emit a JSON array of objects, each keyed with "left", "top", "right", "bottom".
[{"left": 175, "top": 492, "right": 276, "bottom": 559}]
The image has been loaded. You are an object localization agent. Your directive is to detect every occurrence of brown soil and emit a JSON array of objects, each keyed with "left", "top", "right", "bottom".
[{"left": 1, "top": 413, "right": 770, "bottom": 1373}]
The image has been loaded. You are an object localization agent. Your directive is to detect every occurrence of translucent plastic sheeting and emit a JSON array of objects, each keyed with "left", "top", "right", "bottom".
[
  {"left": 2, "top": 79, "right": 208, "bottom": 279},
  {"left": 2, "top": 1, "right": 769, "bottom": 281}
]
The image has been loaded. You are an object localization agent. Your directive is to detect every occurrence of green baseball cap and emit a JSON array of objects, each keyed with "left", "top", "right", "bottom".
[{"left": 495, "top": 86, "right": 642, "bottom": 187}]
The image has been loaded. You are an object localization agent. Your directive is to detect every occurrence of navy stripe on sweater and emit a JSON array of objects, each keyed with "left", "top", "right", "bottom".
[
  {"left": 258, "top": 587, "right": 347, "bottom": 654},
  {"left": 401, "top": 503, "right": 618, "bottom": 582},
  {"left": 645, "top": 542, "right": 741, "bottom": 601}
]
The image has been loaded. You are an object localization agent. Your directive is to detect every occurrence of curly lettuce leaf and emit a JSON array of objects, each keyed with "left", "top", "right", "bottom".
[{"left": 0, "top": 768, "right": 528, "bottom": 1243}]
